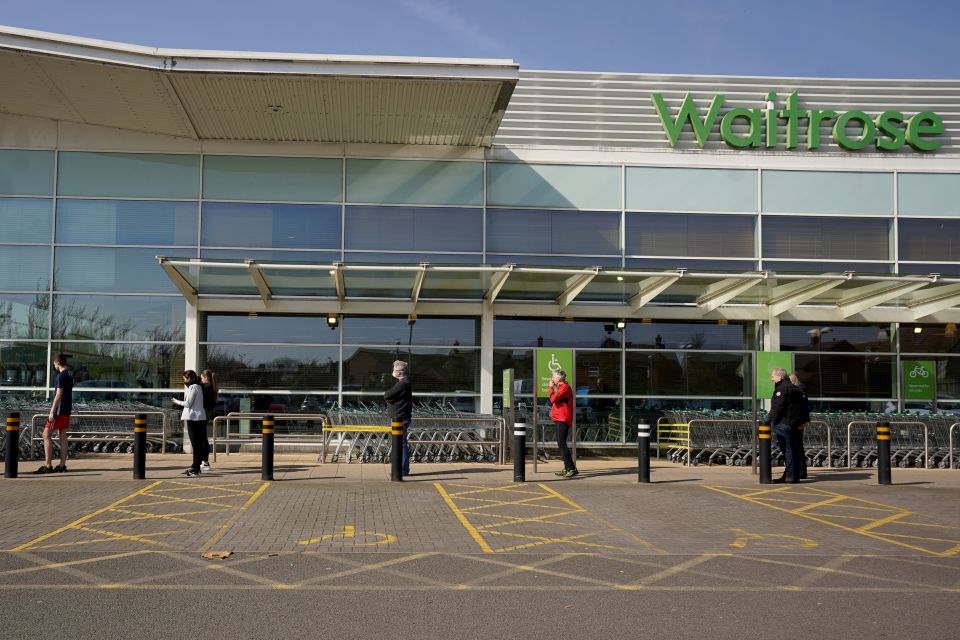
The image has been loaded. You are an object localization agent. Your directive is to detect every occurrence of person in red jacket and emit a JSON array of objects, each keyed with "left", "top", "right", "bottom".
[{"left": 548, "top": 369, "right": 577, "bottom": 477}]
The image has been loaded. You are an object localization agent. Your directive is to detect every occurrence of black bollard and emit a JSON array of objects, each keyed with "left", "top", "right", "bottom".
[
  {"left": 390, "top": 420, "right": 403, "bottom": 482},
  {"left": 5, "top": 412, "right": 19, "bottom": 479},
  {"left": 637, "top": 422, "right": 651, "bottom": 483},
  {"left": 513, "top": 416, "right": 526, "bottom": 483},
  {"left": 758, "top": 422, "right": 772, "bottom": 484},
  {"left": 261, "top": 415, "right": 274, "bottom": 481},
  {"left": 133, "top": 413, "right": 147, "bottom": 480},
  {"left": 877, "top": 421, "right": 892, "bottom": 485}
]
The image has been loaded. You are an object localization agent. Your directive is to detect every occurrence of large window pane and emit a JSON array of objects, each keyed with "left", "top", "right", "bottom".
[
  {"left": 626, "top": 258, "right": 758, "bottom": 271},
  {"left": 488, "top": 254, "right": 622, "bottom": 267},
  {"left": 624, "top": 321, "right": 753, "bottom": 350},
  {"left": 625, "top": 213, "right": 755, "bottom": 257},
  {"left": 345, "top": 206, "right": 482, "bottom": 252},
  {"left": 201, "top": 202, "right": 340, "bottom": 249},
  {"left": 0, "top": 149, "right": 54, "bottom": 196},
  {"left": 53, "top": 295, "right": 185, "bottom": 341},
  {"left": 781, "top": 323, "right": 892, "bottom": 353},
  {"left": 763, "top": 261, "right": 892, "bottom": 273},
  {"left": 56, "top": 200, "right": 198, "bottom": 246},
  {"left": 0, "top": 246, "right": 50, "bottom": 291},
  {"left": 495, "top": 318, "right": 622, "bottom": 348},
  {"left": 574, "top": 397, "right": 624, "bottom": 443},
  {"left": 55, "top": 247, "right": 175, "bottom": 293},
  {"left": 346, "top": 159, "right": 482, "bottom": 206},
  {"left": 898, "top": 173, "right": 960, "bottom": 216},
  {"left": 342, "top": 346, "right": 478, "bottom": 393},
  {"left": 200, "top": 344, "right": 339, "bottom": 390},
  {"left": 762, "top": 217, "right": 889, "bottom": 260},
  {"left": 1, "top": 198, "right": 51, "bottom": 243},
  {"left": 900, "top": 324, "right": 960, "bottom": 354},
  {"left": 792, "top": 354, "right": 894, "bottom": 398},
  {"left": 575, "top": 350, "right": 621, "bottom": 394},
  {"left": 487, "top": 163, "right": 620, "bottom": 210},
  {"left": 0, "top": 294, "right": 49, "bottom": 339},
  {"left": 203, "top": 314, "right": 338, "bottom": 344},
  {"left": 343, "top": 316, "right": 478, "bottom": 346},
  {"left": 53, "top": 342, "right": 185, "bottom": 390},
  {"left": 487, "top": 209, "right": 620, "bottom": 255},
  {"left": 626, "top": 167, "right": 756, "bottom": 212},
  {"left": 0, "top": 342, "right": 48, "bottom": 386},
  {"left": 898, "top": 219, "right": 960, "bottom": 262},
  {"left": 625, "top": 351, "right": 749, "bottom": 396},
  {"left": 345, "top": 252, "right": 480, "bottom": 264},
  {"left": 58, "top": 152, "right": 199, "bottom": 199},
  {"left": 203, "top": 155, "right": 341, "bottom": 202},
  {"left": 493, "top": 349, "right": 533, "bottom": 394},
  {"left": 762, "top": 170, "right": 892, "bottom": 214}
]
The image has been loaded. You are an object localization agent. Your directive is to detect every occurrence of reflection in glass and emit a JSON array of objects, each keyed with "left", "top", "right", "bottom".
[
  {"left": 0, "top": 342, "right": 48, "bottom": 387},
  {"left": 487, "top": 209, "right": 620, "bottom": 255},
  {"left": 625, "top": 352, "right": 749, "bottom": 396},
  {"left": 0, "top": 198, "right": 52, "bottom": 243},
  {"left": 345, "top": 206, "right": 482, "bottom": 252},
  {"left": 343, "top": 317, "right": 478, "bottom": 346},
  {"left": 53, "top": 295, "right": 184, "bottom": 341},
  {"left": 495, "top": 318, "right": 624, "bottom": 348},
  {"left": 898, "top": 219, "right": 960, "bottom": 262},
  {"left": 900, "top": 324, "right": 960, "bottom": 354},
  {"left": 203, "top": 314, "right": 338, "bottom": 344},
  {"left": 625, "top": 213, "right": 755, "bottom": 257},
  {"left": 573, "top": 397, "right": 623, "bottom": 443},
  {"left": 342, "top": 347, "right": 479, "bottom": 393},
  {"left": 55, "top": 247, "right": 176, "bottom": 293},
  {"left": 201, "top": 202, "right": 341, "bottom": 249},
  {"left": 624, "top": 321, "right": 752, "bottom": 350},
  {"left": 200, "top": 345, "right": 338, "bottom": 391},
  {"left": 493, "top": 349, "right": 533, "bottom": 394},
  {"left": 52, "top": 342, "right": 185, "bottom": 390},
  {"left": 574, "top": 350, "right": 622, "bottom": 394},
  {"left": 0, "top": 294, "right": 49, "bottom": 339},
  {"left": 791, "top": 354, "right": 894, "bottom": 398},
  {"left": 56, "top": 200, "right": 198, "bottom": 246},
  {"left": 762, "top": 217, "right": 889, "bottom": 260},
  {"left": 781, "top": 323, "right": 892, "bottom": 353},
  {"left": 0, "top": 246, "right": 51, "bottom": 291}
]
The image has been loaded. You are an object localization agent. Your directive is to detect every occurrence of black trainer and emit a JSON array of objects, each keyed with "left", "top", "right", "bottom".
[
  {"left": 54, "top": 464, "right": 68, "bottom": 473},
  {"left": 33, "top": 465, "right": 54, "bottom": 474}
]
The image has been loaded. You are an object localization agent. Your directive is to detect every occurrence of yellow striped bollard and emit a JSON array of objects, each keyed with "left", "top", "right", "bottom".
[
  {"left": 758, "top": 422, "right": 772, "bottom": 484},
  {"left": 5, "top": 412, "right": 20, "bottom": 478},
  {"left": 133, "top": 413, "right": 148, "bottom": 479},
  {"left": 390, "top": 420, "right": 403, "bottom": 482},
  {"left": 262, "top": 415, "right": 275, "bottom": 481},
  {"left": 877, "top": 421, "right": 891, "bottom": 485}
]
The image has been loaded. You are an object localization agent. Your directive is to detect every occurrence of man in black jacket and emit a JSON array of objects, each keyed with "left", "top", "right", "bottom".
[
  {"left": 765, "top": 367, "right": 804, "bottom": 483},
  {"left": 789, "top": 372, "right": 811, "bottom": 480},
  {"left": 384, "top": 360, "right": 412, "bottom": 476}
]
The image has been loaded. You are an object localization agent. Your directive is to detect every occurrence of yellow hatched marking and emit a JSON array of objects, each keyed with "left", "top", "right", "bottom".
[
  {"left": 792, "top": 495, "right": 850, "bottom": 513},
  {"left": 436, "top": 482, "right": 665, "bottom": 554},
  {"left": 706, "top": 485, "right": 960, "bottom": 557},
  {"left": 435, "top": 483, "right": 493, "bottom": 553}
]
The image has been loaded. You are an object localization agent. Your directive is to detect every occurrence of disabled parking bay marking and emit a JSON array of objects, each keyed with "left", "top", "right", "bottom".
[
  {"left": 296, "top": 525, "right": 396, "bottom": 547},
  {"left": 12, "top": 481, "right": 270, "bottom": 552},
  {"left": 706, "top": 485, "right": 960, "bottom": 557},
  {"left": 726, "top": 528, "right": 818, "bottom": 549},
  {"left": 435, "top": 482, "right": 666, "bottom": 554}
]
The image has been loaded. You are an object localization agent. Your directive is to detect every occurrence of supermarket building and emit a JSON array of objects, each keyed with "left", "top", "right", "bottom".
[{"left": 2, "top": 25, "right": 960, "bottom": 435}]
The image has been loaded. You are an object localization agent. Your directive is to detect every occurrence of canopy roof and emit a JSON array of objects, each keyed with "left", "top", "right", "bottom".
[
  {"left": 157, "top": 257, "right": 960, "bottom": 323},
  {"left": 0, "top": 25, "right": 518, "bottom": 145}
]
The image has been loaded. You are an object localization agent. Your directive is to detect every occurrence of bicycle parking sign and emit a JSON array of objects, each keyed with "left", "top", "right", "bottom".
[{"left": 902, "top": 360, "right": 936, "bottom": 401}]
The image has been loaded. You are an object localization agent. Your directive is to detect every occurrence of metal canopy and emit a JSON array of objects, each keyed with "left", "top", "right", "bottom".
[
  {"left": 0, "top": 25, "right": 518, "bottom": 145},
  {"left": 156, "top": 257, "right": 960, "bottom": 322}
]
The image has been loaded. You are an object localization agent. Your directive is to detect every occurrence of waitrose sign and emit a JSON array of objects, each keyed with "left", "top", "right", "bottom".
[{"left": 652, "top": 91, "right": 944, "bottom": 152}]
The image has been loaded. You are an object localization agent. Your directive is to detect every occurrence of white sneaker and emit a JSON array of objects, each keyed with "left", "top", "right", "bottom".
[{"left": 200, "top": 461, "right": 211, "bottom": 471}]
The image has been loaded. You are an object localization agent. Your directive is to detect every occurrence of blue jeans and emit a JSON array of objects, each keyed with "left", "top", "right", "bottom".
[
  {"left": 773, "top": 422, "right": 797, "bottom": 479},
  {"left": 401, "top": 419, "right": 410, "bottom": 476}
]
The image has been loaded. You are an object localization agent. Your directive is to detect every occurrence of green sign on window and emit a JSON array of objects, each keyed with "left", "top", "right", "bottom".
[
  {"left": 756, "top": 351, "right": 794, "bottom": 399},
  {"left": 536, "top": 348, "right": 574, "bottom": 396},
  {"left": 902, "top": 360, "right": 936, "bottom": 401}
]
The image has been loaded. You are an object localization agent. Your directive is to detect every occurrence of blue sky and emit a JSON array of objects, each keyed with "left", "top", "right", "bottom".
[{"left": 4, "top": 0, "right": 959, "bottom": 78}]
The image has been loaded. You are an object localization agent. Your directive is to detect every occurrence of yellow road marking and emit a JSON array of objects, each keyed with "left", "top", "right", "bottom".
[
  {"left": 705, "top": 485, "right": 959, "bottom": 557},
  {"left": 198, "top": 482, "right": 270, "bottom": 552},
  {"left": 792, "top": 495, "right": 850, "bottom": 513},
  {"left": 484, "top": 530, "right": 630, "bottom": 553},
  {"left": 12, "top": 481, "right": 164, "bottom": 551},
  {"left": 0, "top": 550, "right": 153, "bottom": 577},
  {"left": 625, "top": 554, "right": 724, "bottom": 588},
  {"left": 240, "top": 482, "right": 270, "bottom": 510},
  {"left": 435, "top": 483, "right": 494, "bottom": 553},
  {"left": 858, "top": 511, "right": 911, "bottom": 532}
]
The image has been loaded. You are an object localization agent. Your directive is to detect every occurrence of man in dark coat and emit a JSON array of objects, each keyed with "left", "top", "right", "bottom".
[
  {"left": 384, "top": 360, "right": 413, "bottom": 476},
  {"left": 789, "top": 372, "right": 811, "bottom": 480},
  {"left": 765, "top": 367, "right": 804, "bottom": 483}
]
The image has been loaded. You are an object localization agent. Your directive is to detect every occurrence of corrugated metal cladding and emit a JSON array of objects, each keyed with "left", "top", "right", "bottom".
[
  {"left": 170, "top": 74, "right": 507, "bottom": 145},
  {"left": 495, "top": 70, "right": 960, "bottom": 153}
]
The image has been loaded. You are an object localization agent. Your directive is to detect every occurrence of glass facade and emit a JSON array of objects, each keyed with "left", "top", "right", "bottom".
[{"left": 2, "top": 147, "right": 959, "bottom": 422}]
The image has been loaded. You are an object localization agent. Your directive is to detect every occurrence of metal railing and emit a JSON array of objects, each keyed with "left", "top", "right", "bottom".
[
  {"left": 846, "top": 421, "right": 928, "bottom": 469},
  {"left": 949, "top": 423, "right": 959, "bottom": 470},
  {"left": 211, "top": 413, "right": 329, "bottom": 461},
  {"left": 28, "top": 411, "right": 168, "bottom": 459},
  {"left": 687, "top": 419, "right": 757, "bottom": 466}
]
